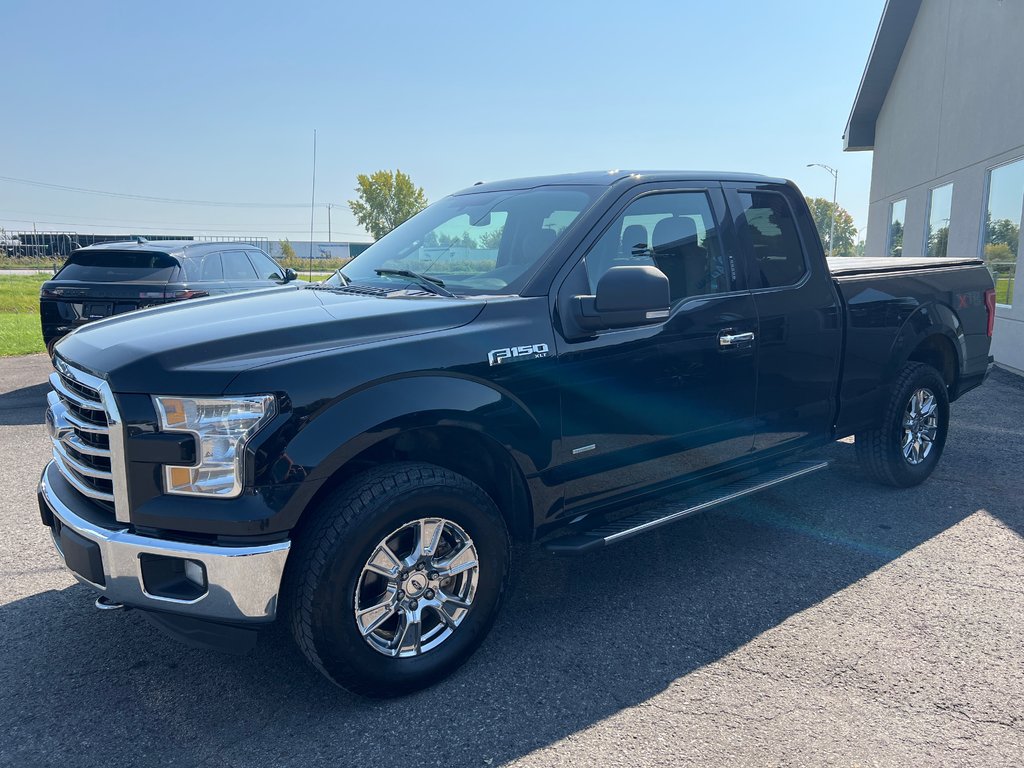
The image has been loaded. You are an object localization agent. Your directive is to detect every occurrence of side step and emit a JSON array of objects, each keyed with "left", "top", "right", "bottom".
[{"left": 544, "top": 460, "right": 829, "bottom": 556}]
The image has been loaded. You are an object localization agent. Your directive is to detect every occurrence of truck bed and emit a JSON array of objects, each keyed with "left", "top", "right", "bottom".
[{"left": 827, "top": 256, "right": 984, "bottom": 278}]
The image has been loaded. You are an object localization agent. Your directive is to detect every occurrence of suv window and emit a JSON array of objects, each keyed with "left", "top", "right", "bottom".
[
  {"left": 184, "top": 253, "right": 224, "bottom": 282},
  {"left": 221, "top": 250, "right": 258, "bottom": 280},
  {"left": 736, "top": 191, "right": 807, "bottom": 288},
  {"left": 57, "top": 251, "right": 178, "bottom": 282},
  {"left": 245, "top": 250, "right": 283, "bottom": 280},
  {"left": 585, "top": 191, "right": 728, "bottom": 303}
]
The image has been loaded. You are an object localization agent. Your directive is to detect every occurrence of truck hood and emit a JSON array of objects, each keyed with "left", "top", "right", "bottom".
[{"left": 56, "top": 286, "right": 486, "bottom": 395}]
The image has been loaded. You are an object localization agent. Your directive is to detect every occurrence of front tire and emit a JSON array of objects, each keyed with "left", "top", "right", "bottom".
[
  {"left": 285, "top": 462, "right": 510, "bottom": 697},
  {"left": 856, "top": 362, "right": 950, "bottom": 487}
]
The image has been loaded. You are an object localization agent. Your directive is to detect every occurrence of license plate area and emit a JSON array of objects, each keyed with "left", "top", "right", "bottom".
[{"left": 83, "top": 302, "right": 113, "bottom": 318}]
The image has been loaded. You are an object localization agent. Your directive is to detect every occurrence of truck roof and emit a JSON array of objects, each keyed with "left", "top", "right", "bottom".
[{"left": 455, "top": 170, "right": 787, "bottom": 195}]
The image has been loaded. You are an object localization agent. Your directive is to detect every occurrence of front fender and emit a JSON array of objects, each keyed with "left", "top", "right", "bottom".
[{"left": 275, "top": 373, "right": 548, "bottom": 489}]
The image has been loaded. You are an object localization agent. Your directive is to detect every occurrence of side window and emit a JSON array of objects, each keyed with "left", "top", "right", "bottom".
[
  {"left": 736, "top": 191, "right": 807, "bottom": 288},
  {"left": 246, "top": 249, "right": 283, "bottom": 280},
  {"left": 200, "top": 253, "right": 223, "bottom": 281},
  {"left": 585, "top": 191, "right": 728, "bottom": 303},
  {"left": 221, "top": 250, "right": 258, "bottom": 280}
]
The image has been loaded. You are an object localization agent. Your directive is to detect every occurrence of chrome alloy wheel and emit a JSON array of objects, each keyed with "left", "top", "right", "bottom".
[
  {"left": 902, "top": 387, "right": 940, "bottom": 465},
  {"left": 354, "top": 518, "right": 480, "bottom": 658}
]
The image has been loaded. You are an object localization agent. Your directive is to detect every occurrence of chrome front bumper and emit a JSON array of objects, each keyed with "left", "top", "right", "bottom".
[{"left": 39, "top": 462, "right": 290, "bottom": 623}]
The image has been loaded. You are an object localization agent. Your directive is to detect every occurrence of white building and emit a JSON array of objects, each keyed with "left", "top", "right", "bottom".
[{"left": 845, "top": 0, "right": 1024, "bottom": 373}]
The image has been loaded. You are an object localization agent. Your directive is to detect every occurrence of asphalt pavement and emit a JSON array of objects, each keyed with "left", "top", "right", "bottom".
[{"left": 1, "top": 353, "right": 1022, "bottom": 767}]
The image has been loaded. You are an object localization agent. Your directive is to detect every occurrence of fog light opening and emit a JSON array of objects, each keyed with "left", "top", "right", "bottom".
[{"left": 139, "top": 553, "right": 208, "bottom": 601}]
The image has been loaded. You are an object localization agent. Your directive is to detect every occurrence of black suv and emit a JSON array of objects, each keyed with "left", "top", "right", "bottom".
[{"left": 40, "top": 240, "right": 298, "bottom": 353}]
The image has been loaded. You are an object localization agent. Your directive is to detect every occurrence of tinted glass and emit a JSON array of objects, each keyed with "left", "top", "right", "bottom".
[
  {"left": 326, "top": 186, "right": 601, "bottom": 295},
  {"left": 221, "top": 250, "right": 258, "bottom": 280},
  {"left": 200, "top": 253, "right": 224, "bottom": 281},
  {"left": 736, "top": 191, "right": 807, "bottom": 287},
  {"left": 57, "top": 251, "right": 178, "bottom": 282},
  {"left": 246, "top": 250, "right": 283, "bottom": 280},
  {"left": 888, "top": 199, "right": 906, "bottom": 257},
  {"left": 926, "top": 184, "right": 953, "bottom": 257},
  {"left": 982, "top": 157, "right": 1023, "bottom": 306},
  {"left": 585, "top": 191, "right": 728, "bottom": 302}
]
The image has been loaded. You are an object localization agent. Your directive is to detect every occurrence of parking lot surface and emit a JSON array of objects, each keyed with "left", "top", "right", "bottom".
[{"left": 2, "top": 353, "right": 1022, "bottom": 767}]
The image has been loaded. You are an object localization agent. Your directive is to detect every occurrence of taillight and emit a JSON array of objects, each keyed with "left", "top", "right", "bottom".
[
  {"left": 40, "top": 288, "right": 59, "bottom": 298},
  {"left": 170, "top": 290, "right": 209, "bottom": 300},
  {"left": 984, "top": 287, "right": 996, "bottom": 338}
]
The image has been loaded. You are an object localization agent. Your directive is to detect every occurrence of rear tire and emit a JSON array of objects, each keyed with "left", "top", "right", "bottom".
[
  {"left": 856, "top": 362, "right": 949, "bottom": 487},
  {"left": 285, "top": 462, "right": 510, "bottom": 697}
]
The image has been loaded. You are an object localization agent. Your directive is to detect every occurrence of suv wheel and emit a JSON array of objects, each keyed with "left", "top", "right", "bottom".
[
  {"left": 285, "top": 462, "right": 510, "bottom": 697},
  {"left": 856, "top": 362, "right": 950, "bottom": 487}
]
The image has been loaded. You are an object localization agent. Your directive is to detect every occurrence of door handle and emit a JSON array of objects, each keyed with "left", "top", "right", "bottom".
[{"left": 718, "top": 330, "right": 755, "bottom": 347}]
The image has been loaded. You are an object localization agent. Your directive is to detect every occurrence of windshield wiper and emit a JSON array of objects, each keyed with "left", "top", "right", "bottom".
[{"left": 374, "top": 269, "right": 457, "bottom": 298}]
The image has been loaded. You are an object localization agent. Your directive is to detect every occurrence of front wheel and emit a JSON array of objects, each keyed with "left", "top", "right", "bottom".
[
  {"left": 856, "top": 362, "right": 950, "bottom": 487},
  {"left": 285, "top": 462, "right": 510, "bottom": 697}
]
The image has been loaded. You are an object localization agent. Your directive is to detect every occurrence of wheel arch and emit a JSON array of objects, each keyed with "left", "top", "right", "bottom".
[
  {"left": 286, "top": 375, "right": 546, "bottom": 542},
  {"left": 888, "top": 302, "right": 965, "bottom": 397}
]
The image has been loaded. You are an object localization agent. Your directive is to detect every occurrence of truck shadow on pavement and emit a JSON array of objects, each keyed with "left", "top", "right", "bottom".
[
  {"left": 3, "top": 419, "right": 1020, "bottom": 767},
  {"left": 0, "top": 381, "right": 49, "bottom": 426}
]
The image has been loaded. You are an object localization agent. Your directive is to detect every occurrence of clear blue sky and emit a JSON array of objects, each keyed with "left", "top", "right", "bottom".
[{"left": 0, "top": 0, "right": 884, "bottom": 243}]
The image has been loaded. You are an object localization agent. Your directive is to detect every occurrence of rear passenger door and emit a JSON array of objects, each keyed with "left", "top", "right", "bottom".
[
  {"left": 191, "top": 252, "right": 232, "bottom": 296},
  {"left": 724, "top": 183, "right": 843, "bottom": 454},
  {"left": 220, "top": 249, "right": 263, "bottom": 293}
]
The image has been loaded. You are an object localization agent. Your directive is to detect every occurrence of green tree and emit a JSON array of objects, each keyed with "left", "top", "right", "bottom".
[
  {"left": 804, "top": 197, "right": 857, "bottom": 257},
  {"left": 348, "top": 169, "right": 428, "bottom": 240},
  {"left": 478, "top": 227, "right": 504, "bottom": 249},
  {"left": 278, "top": 238, "right": 297, "bottom": 260},
  {"left": 927, "top": 225, "right": 949, "bottom": 258},
  {"left": 985, "top": 216, "right": 1019, "bottom": 255},
  {"left": 984, "top": 242, "right": 1014, "bottom": 265}
]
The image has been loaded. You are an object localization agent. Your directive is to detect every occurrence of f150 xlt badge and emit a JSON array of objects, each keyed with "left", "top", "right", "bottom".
[{"left": 488, "top": 343, "right": 550, "bottom": 366}]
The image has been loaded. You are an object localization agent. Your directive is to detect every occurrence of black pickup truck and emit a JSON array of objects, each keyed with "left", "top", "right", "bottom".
[{"left": 38, "top": 171, "right": 995, "bottom": 696}]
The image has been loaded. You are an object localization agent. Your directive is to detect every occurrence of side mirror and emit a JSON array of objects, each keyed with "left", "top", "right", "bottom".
[
  {"left": 283, "top": 268, "right": 297, "bottom": 283},
  {"left": 572, "top": 265, "right": 670, "bottom": 331}
]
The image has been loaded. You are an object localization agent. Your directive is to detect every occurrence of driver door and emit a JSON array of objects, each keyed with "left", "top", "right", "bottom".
[{"left": 554, "top": 184, "right": 758, "bottom": 514}]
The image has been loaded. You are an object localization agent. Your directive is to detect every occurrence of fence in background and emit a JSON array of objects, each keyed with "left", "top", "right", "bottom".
[{"left": 0, "top": 231, "right": 272, "bottom": 262}]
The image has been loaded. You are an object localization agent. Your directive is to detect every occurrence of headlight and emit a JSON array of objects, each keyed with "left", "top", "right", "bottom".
[{"left": 153, "top": 395, "right": 276, "bottom": 498}]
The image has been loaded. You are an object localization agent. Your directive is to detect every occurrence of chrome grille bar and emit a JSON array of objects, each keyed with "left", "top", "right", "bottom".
[{"left": 48, "top": 359, "right": 129, "bottom": 522}]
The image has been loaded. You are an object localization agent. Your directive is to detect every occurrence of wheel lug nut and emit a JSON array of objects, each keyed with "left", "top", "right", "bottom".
[
  {"left": 424, "top": 589, "right": 435, "bottom": 600},
  {"left": 399, "top": 570, "right": 408, "bottom": 579},
  {"left": 409, "top": 600, "right": 418, "bottom": 610},
  {"left": 428, "top": 571, "right": 438, "bottom": 580}
]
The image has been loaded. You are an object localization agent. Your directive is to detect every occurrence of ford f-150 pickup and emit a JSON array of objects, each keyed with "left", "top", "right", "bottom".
[{"left": 38, "top": 171, "right": 995, "bottom": 696}]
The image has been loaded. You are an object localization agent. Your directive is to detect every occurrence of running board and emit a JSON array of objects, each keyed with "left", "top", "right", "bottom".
[{"left": 544, "top": 460, "right": 829, "bottom": 556}]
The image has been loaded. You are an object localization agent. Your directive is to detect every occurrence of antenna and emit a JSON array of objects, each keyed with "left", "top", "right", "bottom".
[{"left": 308, "top": 129, "right": 317, "bottom": 282}]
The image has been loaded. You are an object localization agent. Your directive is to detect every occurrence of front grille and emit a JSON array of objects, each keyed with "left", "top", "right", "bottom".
[{"left": 47, "top": 360, "right": 126, "bottom": 519}]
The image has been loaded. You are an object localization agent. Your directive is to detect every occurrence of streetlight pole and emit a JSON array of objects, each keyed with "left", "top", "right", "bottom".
[{"left": 807, "top": 163, "right": 839, "bottom": 258}]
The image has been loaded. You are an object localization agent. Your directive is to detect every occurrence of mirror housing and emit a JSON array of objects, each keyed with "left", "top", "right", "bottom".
[
  {"left": 572, "top": 265, "right": 671, "bottom": 331},
  {"left": 283, "top": 267, "right": 298, "bottom": 283}
]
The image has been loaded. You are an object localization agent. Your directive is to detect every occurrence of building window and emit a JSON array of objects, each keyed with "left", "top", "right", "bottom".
[
  {"left": 982, "top": 157, "right": 1024, "bottom": 306},
  {"left": 925, "top": 183, "right": 953, "bottom": 257},
  {"left": 887, "top": 199, "right": 906, "bottom": 257}
]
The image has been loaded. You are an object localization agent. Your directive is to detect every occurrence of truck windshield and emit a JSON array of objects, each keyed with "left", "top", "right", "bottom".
[{"left": 326, "top": 185, "right": 601, "bottom": 296}]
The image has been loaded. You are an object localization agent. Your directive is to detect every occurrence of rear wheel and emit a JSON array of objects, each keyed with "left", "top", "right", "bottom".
[
  {"left": 856, "top": 362, "right": 950, "bottom": 487},
  {"left": 285, "top": 462, "right": 510, "bottom": 697}
]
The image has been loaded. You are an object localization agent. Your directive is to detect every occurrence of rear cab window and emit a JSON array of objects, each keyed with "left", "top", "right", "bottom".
[
  {"left": 734, "top": 191, "right": 808, "bottom": 288},
  {"left": 57, "top": 251, "right": 178, "bottom": 282}
]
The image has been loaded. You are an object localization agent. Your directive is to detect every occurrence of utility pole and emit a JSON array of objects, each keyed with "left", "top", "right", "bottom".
[
  {"left": 807, "top": 163, "right": 839, "bottom": 258},
  {"left": 327, "top": 203, "right": 333, "bottom": 242}
]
